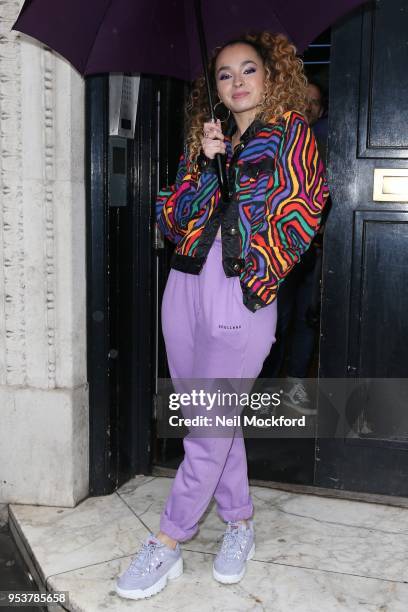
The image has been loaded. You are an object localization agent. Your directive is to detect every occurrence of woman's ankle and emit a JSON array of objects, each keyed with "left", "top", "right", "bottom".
[{"left": 156, "top": 531, "right": 178, "bottom": 550}]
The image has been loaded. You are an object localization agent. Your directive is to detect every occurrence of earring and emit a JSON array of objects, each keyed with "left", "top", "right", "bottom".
[
  {"left": 213, "top": 100, "right": 230, "bottom": 122},
  {"left": 257, "top": 87, "right": 267, "bottom": 110}
]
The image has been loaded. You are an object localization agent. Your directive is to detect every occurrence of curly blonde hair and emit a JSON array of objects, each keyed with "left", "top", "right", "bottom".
[{"left": 185, "top": 31, "right": 309, "bottom": 163}]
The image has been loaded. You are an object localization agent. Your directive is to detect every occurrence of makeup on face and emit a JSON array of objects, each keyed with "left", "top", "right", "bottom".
[
  {"left": 214, "top": 43, "right": 266, "bottom": 135},
  {"left": 215, "top": 47, "right": 265, "bottom": 101}
]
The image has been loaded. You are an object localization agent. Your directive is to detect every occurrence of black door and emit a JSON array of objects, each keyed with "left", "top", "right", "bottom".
[
  {"left": 317, "top": 0, "right": 408, "bottom": 495},
  {"left": 87, "top": 74, "right": 164, "bottom": 493}
]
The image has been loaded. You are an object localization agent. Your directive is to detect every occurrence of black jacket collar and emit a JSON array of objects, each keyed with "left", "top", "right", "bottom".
[{"left": 225, "top": 115, "right": 268, "bottom": 144}]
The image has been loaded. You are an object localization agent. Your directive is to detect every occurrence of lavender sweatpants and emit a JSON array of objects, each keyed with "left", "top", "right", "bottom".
[{"left": 159, "top": 236, "right": 277, "bottom": 542}]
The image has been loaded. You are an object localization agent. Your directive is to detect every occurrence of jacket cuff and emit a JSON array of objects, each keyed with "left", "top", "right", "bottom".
[
  {"left": 197, "top": 152, "right": 217, "bottom": 174},
  {"left": 240, "top": 283, "right": 270, "bottom": 312}
]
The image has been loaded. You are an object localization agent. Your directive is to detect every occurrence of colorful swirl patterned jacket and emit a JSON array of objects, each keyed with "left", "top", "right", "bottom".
[{"left": 155, "top": 110, "right": 330, "bottom": 313}]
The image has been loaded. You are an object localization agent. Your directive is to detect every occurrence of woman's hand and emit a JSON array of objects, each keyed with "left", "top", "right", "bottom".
[{"left": 200, "top": 118, "right": 226, "bottom": 159}]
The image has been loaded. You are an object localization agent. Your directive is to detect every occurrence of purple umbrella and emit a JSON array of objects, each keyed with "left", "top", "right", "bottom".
[{"left": 13, "top": 0, "right": 368, "bottom": 199}]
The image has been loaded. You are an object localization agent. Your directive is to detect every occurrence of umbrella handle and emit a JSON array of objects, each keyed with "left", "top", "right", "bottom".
[{"left": 194, "top": 0, "right": 231, "bottom": 203}]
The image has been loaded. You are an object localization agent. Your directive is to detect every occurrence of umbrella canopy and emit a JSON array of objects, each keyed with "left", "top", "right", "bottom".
[
  {"left": 13, "top": 0, "right": 368, "bottom": 81},
  {"left": 13, "top": 0, "right": 368, "bottom": 202}
]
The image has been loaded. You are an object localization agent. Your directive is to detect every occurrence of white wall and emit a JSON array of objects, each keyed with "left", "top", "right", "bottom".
[{"left": 0, "top": 1, "right": 89, "bottom": 506}]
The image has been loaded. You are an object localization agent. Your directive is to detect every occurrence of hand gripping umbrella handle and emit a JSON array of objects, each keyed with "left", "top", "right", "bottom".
[{"left": 194, "top": 0, "right": 231, "bottom": 203}]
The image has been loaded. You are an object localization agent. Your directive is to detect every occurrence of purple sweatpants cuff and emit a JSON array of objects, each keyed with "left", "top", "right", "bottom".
[
  {"left": 217, "top": 500, "right": 254, "bottom": 523},
  {"left": 159, "top": 513, "right": 199, "bottom": 543}
]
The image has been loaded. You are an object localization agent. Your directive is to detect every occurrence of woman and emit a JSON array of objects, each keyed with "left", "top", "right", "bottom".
[{"left": 116, "top": 31, "right": 329, "bottom": 600}]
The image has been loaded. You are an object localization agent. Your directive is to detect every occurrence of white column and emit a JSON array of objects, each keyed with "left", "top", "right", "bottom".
[{"left": 0, "top": 0, "right": 89, "bottom": 506}]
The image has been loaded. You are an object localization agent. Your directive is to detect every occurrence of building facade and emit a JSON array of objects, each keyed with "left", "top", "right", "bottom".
[{"left": 0, "top": 0, "right": 88, "bottom": 506}]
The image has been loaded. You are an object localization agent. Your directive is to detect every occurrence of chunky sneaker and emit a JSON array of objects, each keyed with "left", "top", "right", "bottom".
[
  {"left": 213, "top": 520, "right": 255, "bottom": 584},
  {"left": 116, "top": 533, "right": 183, "bottom": 600},
  {"left": 281, "top": 377, "right": 317, "bottom": 416}
]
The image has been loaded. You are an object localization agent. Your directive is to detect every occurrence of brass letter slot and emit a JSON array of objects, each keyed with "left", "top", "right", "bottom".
[{"left": 373, "top": 168, "right": 408, "bottom": 202}]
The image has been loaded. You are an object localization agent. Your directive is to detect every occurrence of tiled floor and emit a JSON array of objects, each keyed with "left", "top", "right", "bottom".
[{"left": 8, "top": 476, "right": 408, "bottom": 611}]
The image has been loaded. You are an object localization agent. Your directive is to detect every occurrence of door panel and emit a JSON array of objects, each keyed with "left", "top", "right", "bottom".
[
  {"left": 358, "top": 3, "right": 408, "bottom": 156},
  {"left": 349, "top": 211, "right": 408, "bottom": 378}
]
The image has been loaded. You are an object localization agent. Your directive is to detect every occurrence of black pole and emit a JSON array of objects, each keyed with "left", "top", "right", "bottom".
[{"left": 193, "top": 0, "right": 231, "bottom": 202}]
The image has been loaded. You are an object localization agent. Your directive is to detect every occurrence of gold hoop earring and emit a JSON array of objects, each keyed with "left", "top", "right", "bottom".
[{"left": 213, "top": 100, "right": 231, "bottom": 122}]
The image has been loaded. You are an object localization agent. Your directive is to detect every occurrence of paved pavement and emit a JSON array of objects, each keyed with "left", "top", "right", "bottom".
[{"left": 6, "top": 476, "right": 408, "bottom": 611}]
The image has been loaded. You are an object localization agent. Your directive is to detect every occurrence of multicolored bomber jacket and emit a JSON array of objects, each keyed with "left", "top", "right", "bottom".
[{"left": 155, "top": 110, "right": 330, "bottom": 312}]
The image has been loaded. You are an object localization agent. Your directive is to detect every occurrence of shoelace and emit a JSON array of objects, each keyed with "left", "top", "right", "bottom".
[
  {"left": 290, "top": 382, "right": 308, "bottom": 403},
  {"left": 220, "top": 523, "right": 247, "bottom": 560},
  {"left": 128, "top": 541, "right": 160, "bottom": 575}
]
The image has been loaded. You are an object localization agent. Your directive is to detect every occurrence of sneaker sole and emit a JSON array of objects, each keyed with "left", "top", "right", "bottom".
[
  {"left": 212, "top": 541, "right": 255, "bottom": 584},
  {"left": 115, "top": 556, "right": 183, "bottom": 600}
]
